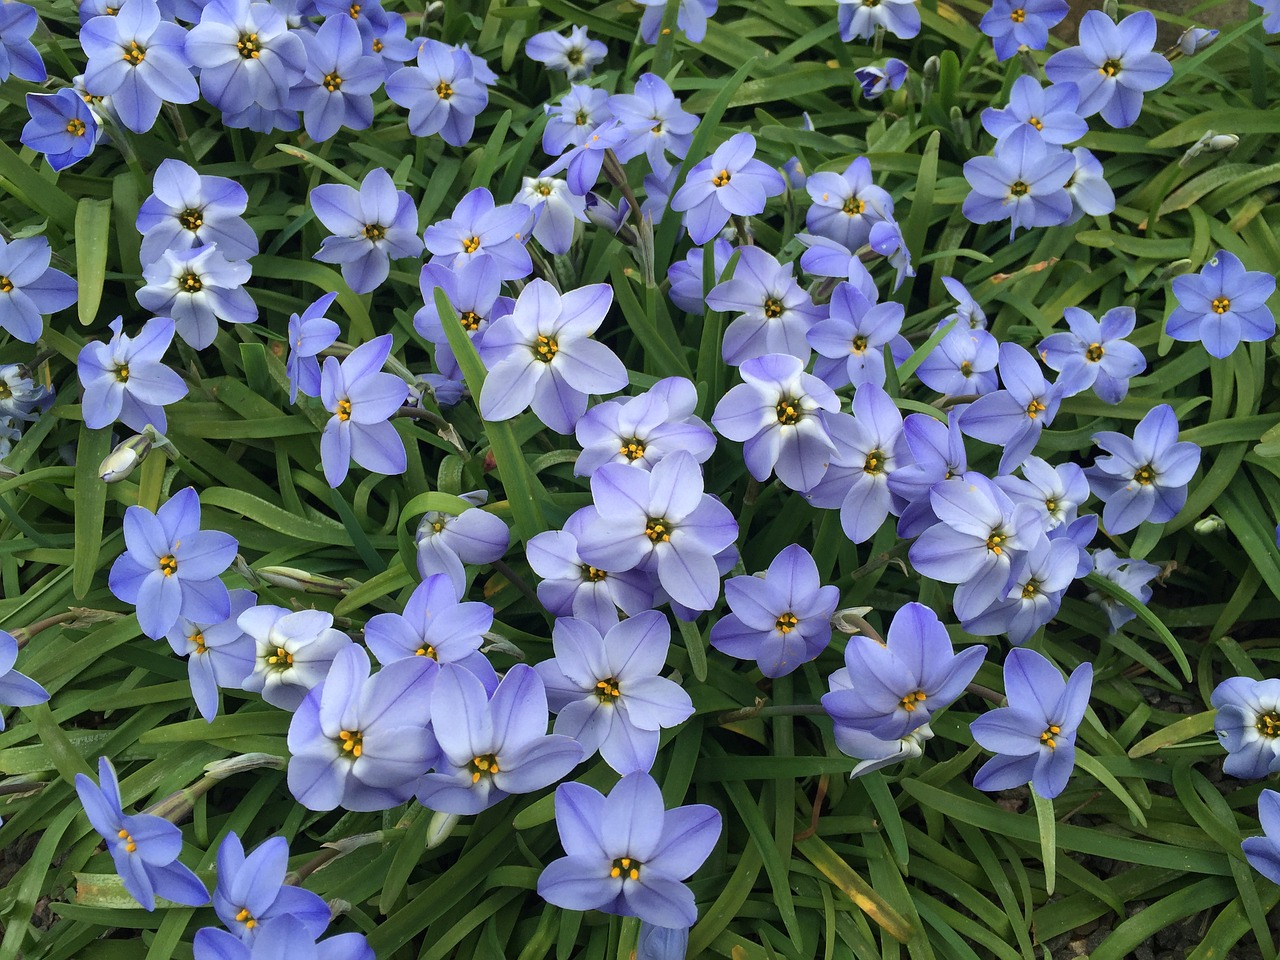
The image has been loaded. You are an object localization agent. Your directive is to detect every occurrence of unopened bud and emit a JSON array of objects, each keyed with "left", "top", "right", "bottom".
[
  {"left": 256, "top": 565, "right": 352, "bottom": 596},
  {"left": 832, "top": 606, "right": 875, "bottom": 635},
  {"left": 99, "top": 433, "right": 152, "bottom": 483},
  {"left": 203, "top": 753, "right": 287, "bottom": 780},
  {"left": 1194, "top": 514, "right": 1226, "bottom": 535},
  {"left": 1178, "top": 130, "right": 1236, "bottom": 167},
  {"left": 424, "top": 1, "right": 443, "bottom": 20},
  {"left": 1177, "top": 26, "right": 1219, "bottom": 55},
  {"left": 1102, "top": 0, "right": 1118, "bottom": 21},
  {"left": 922, "top": 55, "right": 939, "bottom": 100},
  {"left": 327, "top": 899, "right": 352, "bottom": 919},
  {"left": 1206, "top": 134, "right": 1239, "bottom": 152},
  {"left": 949, "top": 105, "right": 966, "bottom": 143},
  {"left": 637, "top": 923, "right": 689, "bottom": 960},
  {"left": 480, "top": 632, "right": 526, "bottom": 661},
  {"left": 1152, "top": 259, "right": 1195, "bottom": 287},
  {"left": 426, "top": 811, "right": 460, "bottom": 849}
]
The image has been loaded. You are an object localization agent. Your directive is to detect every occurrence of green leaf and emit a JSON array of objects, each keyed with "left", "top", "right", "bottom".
[
  {"left": 72, "top": 425, "right": 113, "bottom": 600},
  {"left": 74, "top": 198, "right": 112, "bottom": 326},
  {"left": 1082, "top": 571, "right": 1191, "bottom": 682}
]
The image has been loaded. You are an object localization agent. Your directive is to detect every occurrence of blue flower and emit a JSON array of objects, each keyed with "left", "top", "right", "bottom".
[
  {"left": 576, "top": 450, "right": 738, "bottom": 613},
  {"left": 1165, "top": 250, "right": 1277, "bottom": 359},
  {"left": 970, "top": 648, "right": 1092, "bottom": 799},
  {"left": 1212, "top": 678, "right": 1280, "bottom": 779},
  {"left": 515, "top": 177, "right": 587, "bottom": 256},
  {"left": 541, "top": 118, "right": 629, "bottom": 197},
  {"left": 478, "top": 280, "right": 627, "bottom": 435},
  {"left": 74, "top": 757, "right": 210, "bottom": 910},
  {"left": 77, "top": 316, "right": 187, "bottom": 433},
  {"left": 0, "top": 630, "right": 49, "bottom": 730},
  {"left": 1242, "top": 790, "right": 1280, "bottom": 885},
  {"left": 1063, "top": 147, "right": 1115, "bottom": 223},
  {"left": 286, "top": 292, "right": 340, "bottom": 403},
  {"left": 824, "top": 602, "right": 985, "bottom": 741},
  {"left": 417, "top": 663, "right": 584, "bottom": 814},
  {"left": 887, "top": 413, "right": 969, "bottom": 538},
  {"left": 995, "top": 456, "right": 1090, "bottom": 531},
  {"left": 364, "top": 573, "right": 497, "bottom": 690},
  {"left": 0, "top": 2, "right": 46, "bottom": 83},
  {"left": 212, "top": 832, "right": 330, "bottom": 941},
  {"left": 109, "top": 487, "right": 238, "bottom": 640},
  {"left": 667, "top": 239, "right": 732, "bottom": 315},
  {"left": 836, "top": 0, "right": 919, "bottom": 40},
  {"left": 542, "top": 85, "right": 610, "bottom": 157},
  {"left": 1251, "top": 0, "right": 1280, "bottom": 33},
  {"left": 637, "top": 0, "right": 718, "bottom": 43},
  {"left": 423, "top": 187, "right": 534, "bottom": 282},
  {"left": 238, "top": 605, "right": 353, "bottom": 711},
  {"left": 80, "top": 0, "right": 199, "bottom": 133},
  {"left": 194, "top": 915, "right": 373, "bottom": 960},
  {"left": 0, "top": 235, "right": 77, "bottom": 343},
  {"left": 1044, "top": 11, "right": 1172, "bottom": 128},
  {"left": 1086, "top": 404, "right": 1200, "bottom": 534},
  {"left": 960, "top": 342, "right": 1062, "bottom": 474},
  {"left": 138, "top": 244, "right": 257, "bottom": 350},
  {"left": 915, "top": 324, "right": 999, "bottom": 398},
  {"left": 0, "top": 364, "right": 52, "bottom": 423},
  {"left": 670, "top": 133, "right": 785, "bottom": 245},
  {"left": 164, "top": 589, "right": 257, "bottom": 722},
  {"left": 608, "top": 74, "right": 699, "bottom": 179},
  {"left": 537, "top": 612, "right": 693, "bottom": 774},
  {"left": 289, "top": 15, "right": 383, "bottom": 142},
  {"left": 319, "top": 334, "right": 408, "bottom": 487},
  {"left": 807, "top": 279, "right": 907, "bottom": 390},
  {"left": 386, "top": 38, "right": 489, "bottom": 146},
  {"left": 136, "top": 158, "right": 259, "bottom": 266},
  {"left": 962, "top": 126, "right": 1074, "bottom": 239},
  {"left": 960, "top": 535, "right": 1079, "bottom": 645},
  {"left": 854, "top": 59, "right": 908, "bottom": 100},
  {"left": 712, "top": 353, "right": 840, "bottom": 493},
  {"left": 909, "top": 473, "right": 1043, "bottom": 621},
  {"left": 704, "top": 246, "right": 824, "bottom": 366},
  {"left": 1085, "top": 548, "right": 1160, "bottom": 633},
  {"left": 804, "top": 158, "right": 893, "bottom": 255},
  {"left": 414, "top": 258, "right": 512, "bottom": 377},
  {"left": 525, "top": 25, "right": 607, "bottom": 80},
  {"left": 1039, "top": 306, "right": 1146, "bottom": 403},
  {"left": 979, "top": 0, "right": 1068, "bottom": 60},
  {"left": 537, "top": 772, "right": 721, "bottom": 927},
  {"left": 803, "top": 383, "right": 907, "bottom": 543},
  {"left": 637, "top": 924, "right": 689, "bottom": 960},
  {"left": 980, "top": 77, "right": 1088, "bottom": 146},
  {"left": 575, "top": 377, "right": 715, "bottom": 477},
  {"left": 21, "top": 90, "right": 100, "bottom": 172},
  {"left": 311, "top": 167, "right": 423, "bottom": 294},
  {"left": 184, "top": 0, "right": 306, "bottom": 116},
  {"left": 288, "top": 645, "right": 439, "bottom": 811},
  {"left": 413, "top": 491, "right": 510, "bottom": 594},
  {"left": 711, "top": 544, "right": 839, "bottom": 677},
  {"left": 526, "top": 507, "right": 654, "bottom": 634}
]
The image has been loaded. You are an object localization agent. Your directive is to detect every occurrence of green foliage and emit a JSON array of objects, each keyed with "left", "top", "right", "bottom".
[{"left": 0, "top": 0, "right": 1279, "bottom": 958}]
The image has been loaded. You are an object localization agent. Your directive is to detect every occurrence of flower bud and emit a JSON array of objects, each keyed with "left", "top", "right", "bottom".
[
  {"left": 203, "top": 753, "right": 287, "bottom": 780},
  {"left": 1194, "top": 514, "right": 1226, "bottom": 535},
  {"left": 949, "top": 105, "right": 967, "bottom": 143},
  {"left": 1206, "top": 134, "right": 1239, "bottom": 152},
  {"left": 426, "top": 811, "right": 460, "bottom": 849},
  {"left": 98, "top": 433, "right": 152, "bottom": 483},
  {"left": 832, "top": 606, "right": 875, "bottom": 635},
  {"left": 584, "top": 191, "right": 630, "bottom": 235},
  {"left": 1177, "top": 26, "right": 1219, "bottom": 55},
  {"left": 1102, "top": 0, "right": 1118, "bottom": 21},
  {"left": 922, "top": 55, "right": 939, "bottom": 100},
  {"left": 255, "top": 565, "right": 352, "bottom": 596}
]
